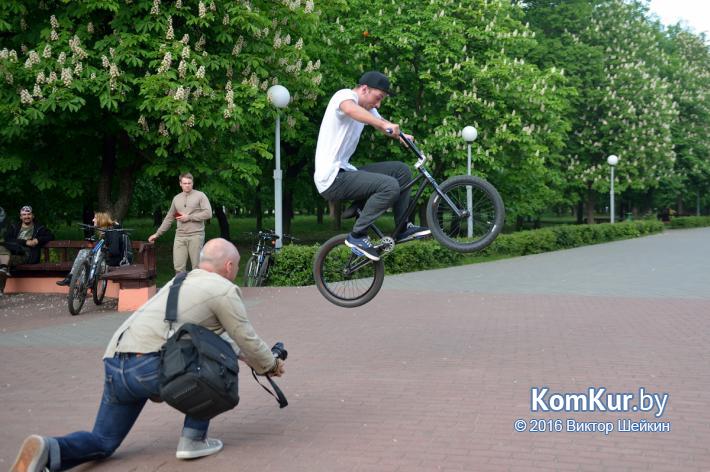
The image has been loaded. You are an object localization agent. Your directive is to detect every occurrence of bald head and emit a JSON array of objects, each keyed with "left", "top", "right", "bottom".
[{"left": 198, "top": 238, "right": 241, "bottom": 281}]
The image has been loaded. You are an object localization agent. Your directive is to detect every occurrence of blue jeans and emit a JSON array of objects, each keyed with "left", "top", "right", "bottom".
[{"left": 46, "top": 354, "right": 209, "bottom": 471}]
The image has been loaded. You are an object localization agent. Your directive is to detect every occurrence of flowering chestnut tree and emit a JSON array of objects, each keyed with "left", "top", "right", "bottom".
[
  {"left": 0, "top": 0, "right": 321, "bottom": 220},
  {"left": 314, "top": 0, "right": 572, "bottom": 222}
]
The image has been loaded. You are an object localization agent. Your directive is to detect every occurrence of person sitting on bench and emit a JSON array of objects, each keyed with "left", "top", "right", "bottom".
[{"left": 0, "top": 205, "right": 54, "bottom": 296}]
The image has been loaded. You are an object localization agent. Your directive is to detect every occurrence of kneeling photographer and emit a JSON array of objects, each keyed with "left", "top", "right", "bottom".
[{"left": 11, "top": 238, "right": 285, "bottom": 472}]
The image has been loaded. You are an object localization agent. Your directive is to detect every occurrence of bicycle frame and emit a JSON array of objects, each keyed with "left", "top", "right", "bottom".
[
  {"left": 87, "top": 239, "right": 105, "bottom": 284},
  {"left": 367, "top": 132, "right": 469, "bottom": 242}
]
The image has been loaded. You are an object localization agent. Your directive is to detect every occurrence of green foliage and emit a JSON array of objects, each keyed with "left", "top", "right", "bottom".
[
  {"left": 0, "top": 0, "right": 323, "bottom": 215},
  {"left": 267, "top": 220, "right": 664, "bottom": 286},
  {"left": 313, "top": 0, "right": 573, "bottom": 221},
  {"left": 265, "top": 243, "right": 318, "bottom": 287},
  {"left": 525, "top": 0, "right": 708, "bottom": 216},
  {"left": 667, "top": 216, "right": 710, "bottom": 229}
]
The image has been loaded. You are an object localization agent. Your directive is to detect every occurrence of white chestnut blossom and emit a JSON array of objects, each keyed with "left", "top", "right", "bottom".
[{"left": 20, "top": 88, "right": 34, "bottom": 105}]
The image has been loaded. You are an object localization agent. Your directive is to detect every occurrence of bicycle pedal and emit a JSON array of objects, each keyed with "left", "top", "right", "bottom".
[{"left": 376, "top": 236, "right": 396, "bottom": 254}]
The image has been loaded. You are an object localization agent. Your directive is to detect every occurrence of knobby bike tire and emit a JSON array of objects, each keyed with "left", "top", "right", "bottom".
[
  {"left": 92, "top": 253, "right": 108, "bottom": 305},
  {"left": 313, "top": 234, "right": 385, "bottom": 308},
  {"left": 68, "top": 262, "right": 90, "bottom": 316},
  {"left": 426, "top": 175, "right": 504, "bottom": 253},
  {"left": 243, "top": 255, "right": 259, "bottom": 287}
]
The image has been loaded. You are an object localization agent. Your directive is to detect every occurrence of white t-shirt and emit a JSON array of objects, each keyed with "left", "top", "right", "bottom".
[{"left": 313, "top": 89, "right": 382, "bottom": 193}]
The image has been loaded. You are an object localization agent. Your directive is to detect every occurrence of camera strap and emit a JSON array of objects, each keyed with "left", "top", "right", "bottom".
[
  {"left": 251, "top": 369, "right": 288, "bottom": 408},
  {"left": 164, "top": 271, "right": 188, "bottom": 337}
]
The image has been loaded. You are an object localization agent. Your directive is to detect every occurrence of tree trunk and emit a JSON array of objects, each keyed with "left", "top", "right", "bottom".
[
  {"left": 676, "top": 195, "right": 684, "bottom": 216},
  {"left": 97, "top": 131, "right": 143, "bottom": 222},
  {"left": 585, "top": 187, "right": 596, "bottom": 224},
  {"left": 97, "top": 134, "right": 117, "bottom": 213},
  {"left": 214, "top": 204, "right": 230, "bottom": 240},
  {"left": 283, "top": 190, "right": 293, "bottom": 235},
  {"left": 153, "top": 209, "right": 162, "bottom": 228},
  {"left": 316, "top": 198, "right": 324, "bottom": 225},
  {"left": 329, "top": 200, "right": 341, "bottom": 230},
  {"left": 82, "top": 204, "right": 94, "bottom": 238},
  {"left": 255, "top": 192, "right": 262, "bottom": 230},
  {"left": 576, "top": 199, "right": 584, "bottom": 224}
]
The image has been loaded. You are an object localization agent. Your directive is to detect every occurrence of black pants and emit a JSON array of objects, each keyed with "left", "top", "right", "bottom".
[{"left": 320, "top": 161, "right": 411, "bottom": 235}]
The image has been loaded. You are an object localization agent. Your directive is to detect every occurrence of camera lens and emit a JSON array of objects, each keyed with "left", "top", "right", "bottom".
[{"left": 271, "top": 342, "right": 287, "bottom": 361}]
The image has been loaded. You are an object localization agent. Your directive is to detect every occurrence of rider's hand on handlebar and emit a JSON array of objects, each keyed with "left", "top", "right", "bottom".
[{"left": 381, "top": 121, "right": 400, "bottom": 138}]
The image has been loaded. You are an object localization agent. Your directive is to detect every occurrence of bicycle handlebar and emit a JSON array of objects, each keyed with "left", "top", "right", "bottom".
[
  {"left": 245, "top": 230, "right": 299, "bottom": 243},
  {"left": 386, "top": 128, "right": 428, "bottom": 166},
  {"left": 78, "top": 223, "right": 133, "bottom": 233}
]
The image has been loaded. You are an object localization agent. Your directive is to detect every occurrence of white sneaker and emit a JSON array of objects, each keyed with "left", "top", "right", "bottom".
[
  {"left": 176, "top": 437, "right": 223, "bottom": 460},
  {"left": 10, "top": 434, "right": 49, "bottom": 472}
]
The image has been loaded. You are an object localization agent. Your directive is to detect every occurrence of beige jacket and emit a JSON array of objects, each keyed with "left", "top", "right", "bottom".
[
  {"left": 155, "top": 189, "right": 212, "bottom": 237},
  {"left": 104, "top": 269, "right": 276, "bottom": 375}
]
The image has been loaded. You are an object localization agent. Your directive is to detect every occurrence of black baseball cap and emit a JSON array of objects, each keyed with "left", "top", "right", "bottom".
[{"left": 358, "top": 71, "right": 395, "bottom": 96}]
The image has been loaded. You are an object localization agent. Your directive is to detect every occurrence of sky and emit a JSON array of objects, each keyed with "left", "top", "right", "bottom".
[{"left": 647, "top": 0, "right": 710, "bottom": 36}]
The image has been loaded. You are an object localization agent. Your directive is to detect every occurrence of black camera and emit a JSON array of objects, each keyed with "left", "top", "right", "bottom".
[{"left": 271, "top": 342, "right": 288, "bottom": 361}]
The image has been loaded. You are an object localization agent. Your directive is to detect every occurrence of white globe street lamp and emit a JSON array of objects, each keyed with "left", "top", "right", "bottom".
[
  {"left": 462, "top": 126, "right": 478, "bottom": 238},
  {"left": 267, "top": 85, "right": 290, "bottom": 248},
  {"left": 607, "top": 154, "right": 619, "bottom": 224}
]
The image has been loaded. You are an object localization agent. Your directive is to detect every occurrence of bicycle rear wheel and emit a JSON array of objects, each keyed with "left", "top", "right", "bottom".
[
  {"left": 92, "top": 253, "right": 108, "bottom": 305},
  {"left": 68, "top": 262, "right": 90, "bottom": 316},
  {"left": 426, "top": 175, "right": 504, "bottom": 252},
  {"left": 243, "top": 255, "right": 259, "bottom": 287},
  {"left": 313, "top": 234, "right": 385, "bottom": 308}
]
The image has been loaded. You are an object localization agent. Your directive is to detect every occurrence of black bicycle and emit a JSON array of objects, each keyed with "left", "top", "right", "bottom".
[
  {"left": 243, "top": 230, "right": 297, "bottom": 287},
  {"left": 67, "top": 224, "right": 131, "bottom": 315},
  {"left": 313, "top": 131, "right": 505, "bottom": 308}
]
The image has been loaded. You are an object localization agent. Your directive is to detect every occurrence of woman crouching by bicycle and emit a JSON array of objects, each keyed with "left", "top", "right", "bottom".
[{"left": 56, "top": 212, "right": 119, "bottom": 287}]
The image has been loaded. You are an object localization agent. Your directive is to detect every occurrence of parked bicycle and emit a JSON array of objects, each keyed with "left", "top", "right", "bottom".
[
  {"left": 243, "top": 230, "right": 298, "bottom": 287},
  {"left": 67, "top": 224, "right": 131, "bottom": 316},
  {"left": 313, "top": 131, "right": 505, "bottom": 308}
]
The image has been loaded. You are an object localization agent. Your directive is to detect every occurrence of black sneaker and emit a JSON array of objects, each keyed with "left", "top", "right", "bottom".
[
  {"left": 56, "top": 276, "right": 71, "bottom": 287},
  {"left": 344, "top": 234, "right": 380, "bottom": 261},
  {"left": 396, "top": 223, "right": 432, "bottom": 243}
]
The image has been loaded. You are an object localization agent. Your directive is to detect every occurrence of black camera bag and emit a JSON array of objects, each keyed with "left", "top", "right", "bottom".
[{"left": 159, "top": 272, "right": 240, "bottom": 421}]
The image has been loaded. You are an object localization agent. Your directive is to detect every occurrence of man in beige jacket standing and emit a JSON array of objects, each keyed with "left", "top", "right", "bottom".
[
  {"left": 149, "top": 173, "right": 212, "bottom": 273},
  {"left": 10, "top": 238, "right": 285, "bottom": 472}
]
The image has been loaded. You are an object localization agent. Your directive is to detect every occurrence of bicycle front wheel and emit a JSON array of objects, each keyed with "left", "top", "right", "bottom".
[
  {"left": 255, "top": 255, "right": 271, "bottom": 287},
  {"left": 243, "top": 255, "right": 259, "bottom": 287},
  {"left": 68, "top": 262, "right": 90, "bottom": 316},
  {"left": 92, "top": 253, "right": 108, "bottom": 305},
  {"left": 313, "top": 234, "right": 385, "bottom": 308},
  {"left": 426, "top": 175, "right": 505, "bottom": 252}
]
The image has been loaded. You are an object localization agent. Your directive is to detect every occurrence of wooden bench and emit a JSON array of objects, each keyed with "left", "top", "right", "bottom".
[{"left": 5, "top": 240, "right": 157, "bottom": 311}]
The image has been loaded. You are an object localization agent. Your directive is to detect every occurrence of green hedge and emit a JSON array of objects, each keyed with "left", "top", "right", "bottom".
[
  {"left": 267, "top": 220, "right": 664, "bottom": 287},
  {"left": 667, "top": 216, "right": 710, "bottom": 229}
]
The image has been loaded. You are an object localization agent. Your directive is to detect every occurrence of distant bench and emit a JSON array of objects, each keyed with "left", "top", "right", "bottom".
[{"left": 6, "top": 240, "right": 157, "bottom": 311}]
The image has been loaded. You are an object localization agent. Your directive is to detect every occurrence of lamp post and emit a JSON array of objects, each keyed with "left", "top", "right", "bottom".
[
  {"left": 462, "top": 126, "right": 478, "bottom": 237},
  {"left": 607, "top": 154, "right": 619, "bottom": 223},
  {"left": 267, "top": 84, "right": 290, "bottom": 248}
]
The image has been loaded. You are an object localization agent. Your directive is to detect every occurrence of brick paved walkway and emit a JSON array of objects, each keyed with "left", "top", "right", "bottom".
[{"left": 1, "top": 228, "right": 709, "bottom": 471}]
